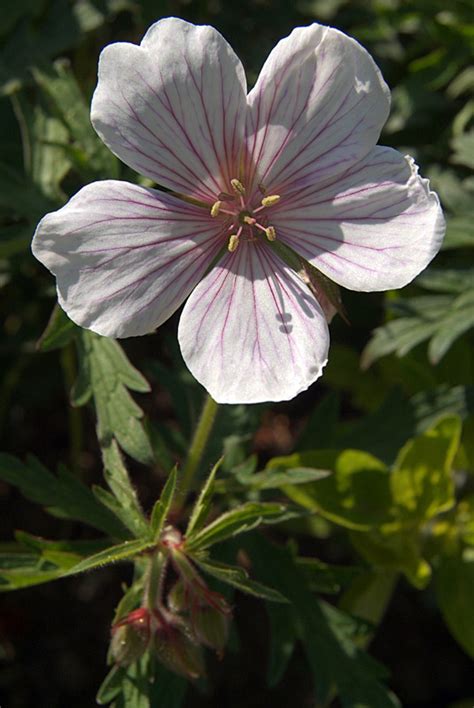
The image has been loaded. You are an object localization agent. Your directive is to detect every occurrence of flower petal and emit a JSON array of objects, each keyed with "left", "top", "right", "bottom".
[
  {"left": 32, "top": 181, "right": 224, "bottom": 337},
  {"left": 91, "top": 18, "right": 247, "bottom": 202},
  {"left": 272, "top": 147, "right": 445, "bottom": 291},
  {"left": 245, "top": 23, "right": 390, "bottom": 195},
  {"left": 178, "top": 243, "right": 329, "bottom": 404}
]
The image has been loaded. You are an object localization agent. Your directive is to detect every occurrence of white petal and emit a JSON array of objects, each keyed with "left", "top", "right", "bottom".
[
  {"left": 32, "top": 181, "right": 224, "bottom": 337},
  {"left": 178, "top": 243, "right": 329, "bottom": 404},
  {"left": 91, "top": 18, "right": 247, "bottom": 202},
  {"left": 273, "top": 147, "right": 445, "bottom": 291},
  {"left": 245, "top": 23, "right": 390, "bottom": 196}
]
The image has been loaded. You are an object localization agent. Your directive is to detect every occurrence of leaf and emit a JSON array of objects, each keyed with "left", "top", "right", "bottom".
[
  {"left": 101, "top": 654, "right": 187, "bottom": 708},
  {"left": 33, "top": 60, "right": 119, "bottom": 178},
  {"left": 65, "top": 538, "right": 156, "bottom": 577},
  {"left": 96, "top": 665, "right": 127, "bottom": 705},
  {"left": 195, "top": 557, "right": 288, "bottom": 603},
  {"left": 350, "top": 530, "right": 431, "bottom": 590},
  {"left": 0, "top": 536, "right": 109, "bottom": 591},
  {"left": 391, "top": 415, "right": 461, "bottom": 523},
  {"left": 451, "top": 130, "right": 474, "bottom": 169},
  {"left": 184, "top": 502, "right": 293, "bottom": 552},
  {"left": 416, "top": 268, "right": 474, "bottom": 294},
  {"left": 102, "top": 441, "right": 149, "bottom": 538},
  {"left": 11, "top": 92, "right": 70, "bottom": 201},
  {"left": 436, "top": 549, "right": 474, "bottom": 658},
  {"left": 185, "top": 458, "right": 221, "bottom": 537},
  {"left": 443, "top": 214, "right": 474, "bottom": 249},
  {"left": 427, "top": 292, "right": 474, "bottom": 364},
  {"left": 235, "top": 465, "right": 331, "bottom": 490},
  {"left": 270, "top": 450, "right": 392, "bottom": 531},
  {"left": 244, "top": 535, "right": 401, "bottom": 707},
  {"left": 150, "top": 467, "right": 178, "bottom": 540},
  {"left": 73, "top": 331, "right": 153, "bottom": 465},
  {"left": 37, "top": 303, "right": 77, "bottom": 351},
  {"left": 336, "top": 385, "right": 474, "bottom": 465},
  {"left": 0, "top": 453, "right": 128, "bottom": 539},
  {"left": 266, "top": 602, "right": 297, "bottom": 687}
]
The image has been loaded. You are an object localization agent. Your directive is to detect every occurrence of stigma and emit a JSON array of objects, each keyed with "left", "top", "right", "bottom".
[{"left": 210, "top": 178, "right": 280, "bottom": 251}]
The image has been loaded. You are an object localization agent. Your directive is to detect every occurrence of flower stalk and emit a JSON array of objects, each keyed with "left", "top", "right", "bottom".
[{"left": 176, "top": 394, "right": 219, "bottom": 509}]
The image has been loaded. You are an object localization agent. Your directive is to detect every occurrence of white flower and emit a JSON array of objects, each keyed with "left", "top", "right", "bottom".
[{"left": 32, "top": 18, "right": 445, "bottom": 404}]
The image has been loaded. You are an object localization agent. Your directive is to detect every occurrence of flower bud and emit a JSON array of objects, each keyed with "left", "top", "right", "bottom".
[
  {"left": 192, "top": 603, "right": 230, "bottom": 653},
  {"left": 110, "top": 608, "right": 150, "bottom": 666},
  {"left": 167, "top": 580, "right": 187, "bottom": 613},
  {"left": 154, "top": 624, "right": 205, "bottom": 679}
]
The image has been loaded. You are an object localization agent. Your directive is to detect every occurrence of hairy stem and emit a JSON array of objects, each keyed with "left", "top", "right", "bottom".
[{"left": 177, "top": 394, "right": 219, "bottom": 509}]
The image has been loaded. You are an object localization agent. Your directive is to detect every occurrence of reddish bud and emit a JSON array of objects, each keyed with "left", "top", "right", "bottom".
[
  {"left": 192, "top": 603, "right": 230, "bottom": 653},
  {"left": 154, "top": 622, "right": 205, "bottom": 679},
  {"left": 110, "top": 608, "right": 150, "bottom": 666}
]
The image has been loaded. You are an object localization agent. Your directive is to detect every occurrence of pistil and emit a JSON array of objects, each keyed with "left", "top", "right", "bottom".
[{"left": 212, "top": 178, "right": 280, "bottom": 251}]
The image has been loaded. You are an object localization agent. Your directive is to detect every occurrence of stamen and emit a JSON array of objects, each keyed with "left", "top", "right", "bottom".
[
  {"left": 243, "top": 215, "right": 256, "bottom": 225},
  {"left": 261, "top": 195, "right": 281, "bottom": 207},
  {"left": 230, "top": 178, "right": 246, "bottom": 195},
  {"left": 228, "top": 234, "right": 240, "bottom": 252},
  {"left": 210, "top": 200, "right": 222, "bottom": 217},
  {"left": 265, "top": 226, "right": 277, "bottom": 241}
]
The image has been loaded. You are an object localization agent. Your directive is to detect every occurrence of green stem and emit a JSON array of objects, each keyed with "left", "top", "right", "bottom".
[
  {"left": 177, "top": 394, "right": 219, "bottom": 508},
  {"left": 145, "top": 551, "right": 165, "bottom": 610}
]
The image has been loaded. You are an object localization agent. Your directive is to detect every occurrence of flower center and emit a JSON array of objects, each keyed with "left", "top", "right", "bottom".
[{"left": 210, "top": 178, "right": 280, "bottom": 252}]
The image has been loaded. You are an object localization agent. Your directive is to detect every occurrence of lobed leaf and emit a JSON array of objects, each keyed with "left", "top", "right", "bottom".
[
  {"left": 0, "top": 453, "right": 128, "bottom": 539},
  {"left": 73, "top": 331, "right": 154, "bottom": 465}
]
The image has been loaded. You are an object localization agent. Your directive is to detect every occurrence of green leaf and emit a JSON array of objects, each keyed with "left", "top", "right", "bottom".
[
  {"left": 336, "top": 385, "right": 474, "bottom": 465},
  {"left": 350, "top": 530, "right": 431, "bottom": 589},
  {"left": 0, "top": 454, "right": 128, "bottom": 538},
  {"left": 37, "top": 304, "right": 77, "bottom": 351},
  {"left": 195, "top": 557, "right": 288, "bottom": 603},
  {"left": 270, "top": 450, "right": 392, "bottom": 531},
  {"left": 244, "top": 535, "right": 401, "bottom": 707},
  {"left": 184, "top": 502, "right": 292, "bottom": 552},
  {"left": 102, "top": 441, "right": 149, "bottom": 538},
  {"left": 185, "top": 458, "right": 221, "bottom": 537},
  {"left": 416, "top": 268, "right": 474, "bottom": 294},
  {"left": 0, "top": 537, "right": 109, "bottom": 591},
  {"left": 33, "top": 60, "right": 119, "bottom": 178},
  {"left": 150, "top": 466, "right": 178, "bottom": 540},
  {"left": 235, "top": 465, "right": 331, "bottom": 490},
  {"left": 391, "top": 415, "right": 461, "bottom": 523},
  {"left": 101, "top": 655, "right": 187, "bottom": 708},
  {"left": 266, "top": 601, "right": 297, "bottom": 687},
  {"left": 11, "top": 92, "right": 70, "bottom": 201},
  {"left": 65, "top": 538, "right": 156, "bottom": 577},
  {"left": 451, "top": 130, "right": 474, "bottom": 169},
  {"left": 74, "top": 331, "right": 153, "bottom": 465},
  {"left": 436, "top": 549, "right": 474, "bottom": 658},
  {"left": 443, "top": 214, "right": 474, "bottom": 249},
  {"left": 96, "top": 665, "right": 127, "bottom": 705}
]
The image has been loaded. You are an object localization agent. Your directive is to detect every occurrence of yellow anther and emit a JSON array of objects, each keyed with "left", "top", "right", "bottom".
[
  {"left": 265, "top": 226, "right": 277, "bottom": 242},
  {"left": 230, "top": 178, "right": 246, "bottom": 195},
  {"left": 228, "top": 234, "right": 240, "bottom": 252},
  {"left": 243, "top": 215, "right": 256, "bottom": 225},
  {"left": 261, "top": 195, "right": 281, "bottom": 207},
  {"left": 210, "top": 200, "right": 222, "bottom": 217}
]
